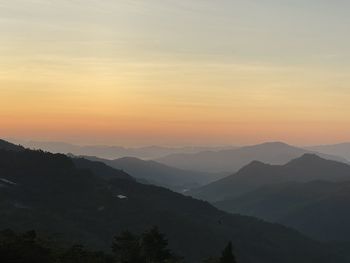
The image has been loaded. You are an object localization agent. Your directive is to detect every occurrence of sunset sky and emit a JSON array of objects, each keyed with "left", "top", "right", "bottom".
[{"left": 1, "top": 0, "right": 350, "bottom": 146}]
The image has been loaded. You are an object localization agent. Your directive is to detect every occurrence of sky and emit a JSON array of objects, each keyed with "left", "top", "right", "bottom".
[{"left": 1, "top": 0, "right": 350, "bottom": 146}]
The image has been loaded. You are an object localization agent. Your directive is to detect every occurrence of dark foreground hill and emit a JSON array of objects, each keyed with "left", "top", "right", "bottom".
[
  {"left": 216, "top": 180, "right": 350, "bottom": 242},
  {"left": 0, "top": 143, "right": 347, "bottom": 262},
  {"left": 190, "top": 154, "right": 350, "bottom": 202}
]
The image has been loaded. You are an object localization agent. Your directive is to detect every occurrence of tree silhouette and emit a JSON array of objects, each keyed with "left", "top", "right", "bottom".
[
  {"left": 61, "top": 244, "right": 113, "bottom": 263},
  {"left": 0, "top": 228, "right": 238, "bottom": 263},
  {"left": 141, "top": 226, "right": 174, "bottom": 263},
  {"left": 0, "top": 229, "right": 53, "bottom": 263},
  {"left": 203, "top": 257, "right": 219, "bottom": 263},
  {"left": 219, "top": 242, "right": 236, "bottom": 263},
  {"left": 112, "top": 231, "right": 142, "bottom": 263}
]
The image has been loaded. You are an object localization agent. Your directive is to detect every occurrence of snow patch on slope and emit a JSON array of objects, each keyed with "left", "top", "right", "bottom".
[{"left": 0, "top": 178, "right": 17, "bottom": 186}]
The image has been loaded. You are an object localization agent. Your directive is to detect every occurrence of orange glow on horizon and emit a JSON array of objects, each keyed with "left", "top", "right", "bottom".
[{"left": 1, "top": 1, "right": 350, "bottom": 146}]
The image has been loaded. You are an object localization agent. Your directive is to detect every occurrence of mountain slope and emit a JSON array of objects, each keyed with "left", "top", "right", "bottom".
[
  {"left": 157, "top": 142, "right": 346, "bottom": 173},
  {"left": 190, "top": 154, "right": 350, "bottom": 202},
  {"left": 72, "top": 157, "right": 134, "bottom": 181},
  {"left": 0, "top": 143, "right": 346, "bottom": 263},
  {"left": 0, "top": 139, "right": 25, "bottom": 152},
  {"left": 215, "top": 180, "right": 350, "bottom": 242},
  {"left": 84, "top": 156, "right": 225, "bottom": 192}
]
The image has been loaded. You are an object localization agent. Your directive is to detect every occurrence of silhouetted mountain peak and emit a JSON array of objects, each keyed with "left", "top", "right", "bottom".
[
  {"left": 116, "top": 156, "right": 142, "bottom": 162},
  {"left": 242, "top": 160, "right": 271, "bottom": 169},
  {"left": 287, "top": 153, "right": 330, "bottom": 166},
  {"left": 300, "top": 153, "right": 324, "bottom": 160},
  {"left": 245, "top": 160, "right": 268, "bottom": 169},
  {"left": 245, "top": 142, "right": 296, "bottom": 151},
  {"left": 257, "top": 141, "right": 291, "bottom": 147},
  {"left": 237, "top": 160, "right": 271, "bottom": 173}
]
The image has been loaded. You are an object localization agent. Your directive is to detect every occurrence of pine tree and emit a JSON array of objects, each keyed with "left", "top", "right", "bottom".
[
  {"left": 219, "top": 242, "right": 236, "bottom": 263},
  {"left": 112, "top": 231, "right": 142, "bottom": 263},
  {"left": 203, "top": 257, "right": 219, "bottom": 263},
  {"left": 141, "top": 226, "right": 174, "bottom": 263}
]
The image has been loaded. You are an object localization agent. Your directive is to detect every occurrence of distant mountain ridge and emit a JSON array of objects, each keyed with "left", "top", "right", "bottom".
[
  {"left": 80, "top": 156, "right": 226, "bottom": 192},
  {"left": 190, "top": 153, "right": 350, "bottom": 202},
  {"left": 11, "top": 139, "right": 236, "bottom": 160},
  {"left": 156, "top": 142, "right": 347, "bottom": 173},
  {"left": 308, "top": 143, "right": 350, "bottom": 161}
]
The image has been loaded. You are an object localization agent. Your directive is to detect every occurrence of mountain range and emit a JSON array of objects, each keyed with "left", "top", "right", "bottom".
[
  {"left": 0, "top": 139, "right": 346, "bottom": 263},
  {"left": 186, "top": 153, "right": 350, "bottom": 243},
  {"left": 190, "top": 154, "right": 350, "bottom": 202},
  {"left": 156, "top": 142, "right": 347, "bottom": 173}
]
